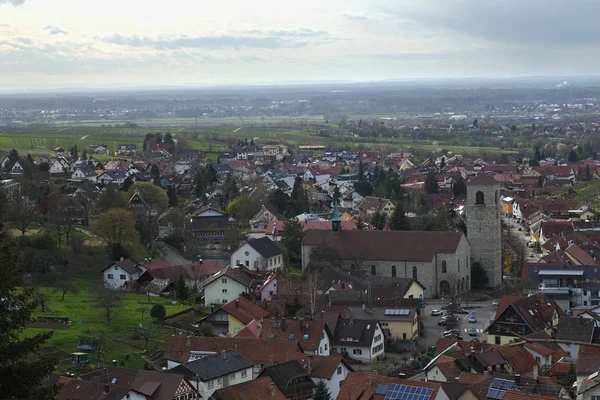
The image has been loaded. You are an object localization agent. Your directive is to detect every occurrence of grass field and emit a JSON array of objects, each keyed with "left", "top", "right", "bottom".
[{"left": 23, "top": 279, "right": 191, "bottom": 369}]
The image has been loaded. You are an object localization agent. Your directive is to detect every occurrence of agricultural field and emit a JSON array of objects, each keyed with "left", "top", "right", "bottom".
[{"left": 23, "top": 279, "right": 192, "bottom": 370}]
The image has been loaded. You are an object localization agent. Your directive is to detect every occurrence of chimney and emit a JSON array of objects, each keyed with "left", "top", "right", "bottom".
[
  {"left": 235, "top": 299, "right": 239, "bottom": 309},
  {"left": 186, "top": 336, "right": 191, "bottom": 348},
  {"left": 112, "top": 360, "right": 117, "bottom": 367},
  {"left": 341, "top": 282, "right": 345, "bottom": 289},
  {"left": 120, "top": 256, "right": 124, "bottom": 261},
  {"left": 221, "top": 350, "right": 227, "bottom": 360},
  {"left": 533, "top": 364, "right": 539, "bottom": 380},
  {"left": 269, "top": 382, "right": 276, "bottom": 398},
  {"left": 104, "top": 384, "right": 110, "bottom": 394},
  {"left": 579, "top": 316, "right": 584, "bottom": 326},
  {"left": 307, "top": 355, "right": 313, "bottom": 375},
  {"left": 514, "top": 374, "right": 521, "bottom": 385}
]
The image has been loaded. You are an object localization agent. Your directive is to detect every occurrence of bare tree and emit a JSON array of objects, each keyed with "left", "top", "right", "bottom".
[
  {"left": 93, "top": 282, "right": 122, "bottom": 325},
  {"left": 446, "top": 272, "right": 462, "bottom": 306},
  {"left": 48, "top": 196, "right": 79, "bottom": 247},
  {"left": 137, "top": 306, "right": 148, "bottom": 322},
  {"left": 348, "top": 244, "right": 368, "bottom": 270},
  {"left": 305, "top": 268, "right": 322, "bottom": 319},
  {"left": 10, "top": 195, "right": 38, "bottom": 236}
]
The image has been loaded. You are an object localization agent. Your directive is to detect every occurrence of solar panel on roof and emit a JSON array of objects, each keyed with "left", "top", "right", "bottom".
[
  {"left": 384, "top": 384, "right": 433, "bottom": 400},
  {"left": 376, "top": 384, "right": 389, "bottom": 395}
]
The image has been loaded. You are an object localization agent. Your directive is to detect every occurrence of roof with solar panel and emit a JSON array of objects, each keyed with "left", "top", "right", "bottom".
[
  {"left": 486, "top": 378, "right": 519, "bottom": 400},
  {"left": 347, "top": 306, "right": 415, "bottom": 321},
  {"left": 375, "top": 383, "right": 435, "bottom": 400}
]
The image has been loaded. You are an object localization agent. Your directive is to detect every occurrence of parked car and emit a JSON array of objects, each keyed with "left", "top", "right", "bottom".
[
  {"left": 529, "top": 253, "right": 535, "bottom": 258},
  {"left": 492, "top": 299, "right": 500, "bottom": 306},
  {"left": 454, "top": 308, "right": 469, "bottom": 314},
  {"left": 430, "top": 309, "right": 443, "bottom": 316},
  {"left": 468, "top": 314, "right": 477, "bottom": 323},
  {"left": 518, "top": 228, "right": 523, "bottom": 231},
  {"left": 468, "top": 328, "right": 478, "bottom": 336},
  {"left": 443, "top": 329, "right": 459, "bottom": 336},
  {"left": 438, "top": 319, "right": 448, "bottom": 326}
]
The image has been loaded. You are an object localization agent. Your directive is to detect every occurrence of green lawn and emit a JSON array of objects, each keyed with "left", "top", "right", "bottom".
[{"left": 23, "top": 279, "right": 190, "bottom": 369}]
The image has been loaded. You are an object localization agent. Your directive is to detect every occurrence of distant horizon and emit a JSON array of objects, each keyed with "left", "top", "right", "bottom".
[{"left": 1, "top": 75, "right": 599, "bottom": 95}]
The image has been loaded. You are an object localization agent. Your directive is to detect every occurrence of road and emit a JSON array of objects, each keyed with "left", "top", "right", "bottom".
[
  {"left": 418, "top": 300, "right": 499, "bottom": 349},
  {"left": 157, "top": 242, "right": 192, "bottom": 265},
  {"left": 502, "top": 216, "right": 539, "bottom": 262}
]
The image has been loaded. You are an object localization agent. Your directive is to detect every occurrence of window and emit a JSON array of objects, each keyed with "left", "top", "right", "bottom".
[
  {"left": 236, "top": 260, "right": 240, "bottom": 266},
  {"left": 353, "top": 349, "right": 362, "bottom": 355},
  {"left": 495, "top": 336, "right": 501, "bottom": 345},
  {"left": 245, "top": 260, "right": 249, "bottom": 267},
  {"left": 222, "top": 299, "right": 227, "bottom": 304},
  {"left": 242, "top": 370, "right": 247, "bottom": 378},
  {"left": 325, "top": 343, "right": 328, "bottom": 351},
  {"left": 476, "top": 191, "right": 485, "bottom": 205},
  {"left": 288, "top": 333, "right": 295, "bottom": 340},
  {"left": 207, "top": 380, "right": 213, "bottom": 389},
  {"left": 403, "top": 333, "right": 407, "bottom": 340},
  {"left": 321, "top": 332, "right": 325, "bottom": 339},
  {"left": 120, "top": 274, "right": 126, "bottom": 280},
  {"left": 230, "top": 373, "right": 236, "bottom": 381},
  {"left": 391, "top": 265, "right": 397, "bottom": 277},
  {"left": 371, "top": 265, "right": 376, "bottom": 276},
  {"left": 222, "top": 278, "right": 227, "bottom": 284},
  {"left": 341, "top": 348, "right": 347, "bottom": 353},
  {"left": 222, "top": 289, "right": 228, "bottom": 293},
  {"left": 114, "top": 266, "right": 118, "bottom": 270},
  {"left": 337, "top": 366, "right": 342, "bottom": 375},
  {"left": 107, "top": 274, "right": 114, "bottom": 279},
  {"left": 412, "top": 266, "right": 417, "bottom": 280},
  {"left": 319, "top": 347, "right": 323, "bottom": 354},
  {"left": 233, "top": 328, "right": 241, "bottom": 334},
  {"left": 268, "top": 333, "right": 275, "bottom": 339},
  {"left": 303, "top": 334, "right": 309, "bottom": 340},
  {"left": 218, "top": 378, "right": 222, "bottom": 386},
  {"left": 441, "top": 260, "right": 447, "bottom": 273}
]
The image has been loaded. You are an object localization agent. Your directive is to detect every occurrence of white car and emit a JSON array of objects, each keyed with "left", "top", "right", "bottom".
[
  {"left": 468, "top": 314, "right": 477, "bottom": 323},
  {"left": 430, "top": 309, "right": 443, "bottom": 316}
]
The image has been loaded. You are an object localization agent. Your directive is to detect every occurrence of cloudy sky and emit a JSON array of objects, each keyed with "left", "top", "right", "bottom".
[{"left": 1, "top": 0, "right": 599, "bottom": 89}]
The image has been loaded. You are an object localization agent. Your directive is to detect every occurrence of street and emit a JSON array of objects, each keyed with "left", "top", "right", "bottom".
[{"left": 418, "top": 300, "right": 499, "bottom": 349}]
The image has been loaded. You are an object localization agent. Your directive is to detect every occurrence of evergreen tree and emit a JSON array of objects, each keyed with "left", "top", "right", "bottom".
[
  {"left": 452, "top": 178, "right": 467, "bottom": 198},
  {"left": 358, "top": 160, "right": 364, "bottom": 181},
  {"left": 313, "top": 380, "right": 332, "bottom": 400},
  {"left": 333, "top": 186, "right": 341, "bottom": 205},
  {"left": 585, "top": 164, "right": 592, "bottom": 181},
  {"left": 82, "top": 149, "right": 88, "bottom": 160},
  {"left": 439, "top": 156, "right": 446, "bottom": 171},
  {"left": 167, "top": 186, "right": 178, "bottom": 207},
  {"left": 388, "top": 201, "right": 410, "bottom": 230},
  {"left": 371, "top": 211, "right": 387, "bottom": 230},
  {"left": 424, "top": 172, "right": 439, "bottom": 194},
  {"left": 290, "top": 177, "right": 309, "bottom": 216},
  {"left": 267, "top": 189, "right": 290, "bottom": 215},
  {"left": 568, "top": 149, "right": 578, "bottom": 162},
  {"left": 223, "top": 173, "right": 239, "bottom": 208},
  {"left": 176, "top": 273, "right": 190, "bottom": 302},
  {"left": 123, "top": 176, "right": 134, "bottom": 192},
  {"left": 8, "top": 149, "right": 19, "bottom": 167},
  {"left": 0, "top": 232, "right": 57, "bottom": 399},
  {"left": 354, "top": 181, "right": 373, "bottom": 197},
  {"left": 150, "top": 164, "right": 161, "bottom": 180},
  {"left": 281, "top": 218, "right": 305, "bottom": 262},
  {"left": 193, "top": 170, "right": 206, "bottom": 199},
  {"left": 27, "top": 153, "right": 34, "bottom": 164},
  {"left": 70, "top": 144, "right": 79, "bottom": 159}
]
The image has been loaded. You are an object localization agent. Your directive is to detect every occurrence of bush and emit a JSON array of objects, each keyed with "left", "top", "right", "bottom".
[
  {"left": 150, "top": 304, "right": 166, "bottom": 321},
  {"left": 30, "top": 233, "right": 56, "bottom": 250},
  {"left": 163, "top": 234, "right": 182, "bottom": 251}
]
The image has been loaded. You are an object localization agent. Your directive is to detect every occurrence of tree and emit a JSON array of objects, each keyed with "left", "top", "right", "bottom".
[
  {"left": 96, "top": 185, "right": 127, "bottom": 212},
  {"left": 286, "top": 295, "right": 302, "bottom": 318},
  {"left": 354, "top": 180, "right": 373, "bottom": 197},
  {"left": 313, "top": 380, "right": 332, "bottom": 400},
  {"left": 176, "top": 273, "right": 190, "bottom": 302},
  {"left": 267, "top": 189, "right": 290, "bottom": 215},
  {"left": 10, "top": 195, "right": 39, "bottom": 236},
  {"left": 473, "top": 119, "right": 479, "bottom": 128},
  {"left": 452, "top": 178, "right": 467, "bottom": 198},
  {"left": 471, "top": 261, "right": 489, "bottom": 289},
  {"left": 167, "top": 186, "right": 178, "bottom": 208},
  {"left": 333, "top": 186, "right": 341, "bottom": 205},
  {"left": 128, "top": 181, "right": 169, "bottom": 214},
  {"left": 371, "top": 211, "right": 387, "bottom": 230},
  {"left": 150, "top": 164, "right": 161, "bottom": 180},
  {"left": 289, "top": 177, "right": 309, "bottom": 216},
  {"left": 439, "top": 156, "right": 446, "bottom": 171},
  {"left": 7, "top": 148, "right": 19, "bottom": 170},
  {"left": 568, "top": 149, "right": 578, "bottom": 162},
  {"left": 123, "top": 176, "right": 134, "bottom": 192},
  {"left": 193, "top": 170, "right": 206, "bottom": 199},
  {"left": 137, "top": 306, "right": 148, "bottom": 322},
  {"left": 424, "top": 172, "right": 438, "bottom": 194},
  {"left": 222, "top": 173, "right": 239, "bottom": 208},
  {"left": 305, "top": 268, "right": 322, "bottom": 318},
  {"left": 586, "top": 164, "right": 592, "bottom": 181},
  {"left": 358, "top": 160, "right": 364, "bottom": 181},
  {"left": 91, "top": 208, "right": 140, "bottom": 259},
  {"left": 388, "top": 201, "right": 410, "bottom": 230},
  {"left": 0, "top": 232, "right": 57, "bottom": 399},
  {"left": 221, "top": 228, "right": 247, "bottom": 255},
  {"left": 281, "top": 218, "right": 305, "bottom": 262},
  {"left": 93, "top": 282, "right": 122, "bottom": 325},
  {"left": 48, "top": 195, "right": 78, "bottom": 247},
  {"left": 150, "top": 304, "right": 166, "bottom": 321},
  {"left": 82, "top": 149, "right": 88, "bottom": 160},
  {"left": 226, "top": 194, "right": 260, "bottom": 220},
  {"left": 70, "top": 144, "right": 79, "bottom": 159}
]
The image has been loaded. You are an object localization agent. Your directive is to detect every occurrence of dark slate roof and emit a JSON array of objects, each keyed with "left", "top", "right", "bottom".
[
  {"left": 102, "top": 259, "right": 142, "bottom": 275},
  {"left": 259, "top": 360, "right": 315, "bottom": 397},
  {"left": 555, "top": 316, "right": 595, "bottom": 343},
  {"left": 246, "top": 237, "right": 283, "bottom": 258},
  {"left": 169, "top": 350, "right": 254, "bottom": 381},
  {"left": 332, "top": 318, "right": 379, "bottom": 347},
  {"left": 441, "top": 382, "right": 470, "bottom": 400}
]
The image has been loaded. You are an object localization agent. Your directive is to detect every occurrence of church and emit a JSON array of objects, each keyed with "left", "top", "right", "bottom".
[{"left": 300, "top": 173, "right": 502, "bottom": 298}]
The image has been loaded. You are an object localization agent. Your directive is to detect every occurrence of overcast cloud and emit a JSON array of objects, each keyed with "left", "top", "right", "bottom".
[{"left": 1, "top": 0, "right": 599, "bottom": 88}]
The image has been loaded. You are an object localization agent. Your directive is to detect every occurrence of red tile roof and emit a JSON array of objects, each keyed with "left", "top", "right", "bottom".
[
  {"left": 457, "top": 372, "right": 486, "bottom": 385},
  {"left": 576, "top": 345, "right": 600, "bottom": 375},
  {"left": 468, "top": 173, "right": 500, "bottom": 186},
  {"left": 495, "top": 296, "right": 525, "bottom": 319},
  {"left": 290, "top": 353, "right": 353, "bottom": 379},
  {"left": 265, "top": 219, "right": 357, "bottom": 236},
  {"left": 259, "top": 318, "right": 328, "bottom": 352},
  {"left": 497, "top": 345, "right": 536, "bottom": 374},
  {"left": 165, "top": 336, "right": 302, "bottom": 365},
  {"left": 337, "top": 371, "right": 441, "bottom": 400},
  {"left": 221, "top": 297, "right": 270, "bottom": 325},
  {"left": 503, "top": 389, "right": 559, "bottom": 400}
]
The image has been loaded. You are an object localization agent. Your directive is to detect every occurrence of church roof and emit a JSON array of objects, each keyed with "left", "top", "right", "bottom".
[{"left": 468, "top": 173, "right": 500, "bottom": 186}]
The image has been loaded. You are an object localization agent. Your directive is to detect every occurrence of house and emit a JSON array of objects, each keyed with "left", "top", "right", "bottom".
[
  {"left": 189, "top": 206, "right": 230, "bottom": 242},
  {"left": 169, "top": 350, "right": 254, "bottom": 399},
  {"left": 358, "top": 196, "right": 395, "bottom": 221},
  {"left": 341, "top": 190, "right": 365, "bottom": 211},
  {"left": 485, "top": 293, "right": 561, "bottom": 345},
  {"left": 101, "top": 259, "right": 145, "bottom": 289},
  {"left": 424, "top": 354, "right": 463, "bottom": 382},
  {"left": 346, "top": 306, "right": 419, "bottom": 348},
  {"left": 258, "top": 360, "right": 316, "bottom": 400},
  {"left": 258, "top": 270, "right": 292, "bottom": 301},
  {"left": 71, "top": 165, "right": 97, "bottom": 181},
  {"left": 249, "top": 206, "right": 278, "bottom": 233},
  {"left": 126, "top": 191, "right": 157, "bottom": 217},
  {"left": 77, "top": 366, "right": 198, "bottom": 400},
  {"left": 337, "top": 372, "right": 447, "bottom": 400},
  {"left": 143, "top": 278, "right": 175, "bottom": 296},
  {"left": 330, "top": 318, "right": 385, "bottom": 363},
  {"left": 259, "top": 318, "right": 332, "bottom": 356},
  {"left": 90, "top": 144, "right": 110, "bottom": 155},
  {"left": 212, "top": 376, "right": 287, "bottom": 400},
  {"left": 165, "top": 336, "right": 303, "bottom": 376},
  {"left": 97, "top": 170, "right": 127, "bottom": 185},
  {"left": 262, "top": 219, "right": 357, "bottom": 242},
  {"left": 301, "top": 230, "right": 471, "bottom": 298},
  {"left": 231, "top": 237, "right": 284, "bottom": 271},
  {"left": 49, "top": 158, "right": 70, "bottom": 174},
  {"left": 56, "top": 379, "right": 131, "bottom": 400},
  {"left": 202, "top": 266, "right": 254, "bottom": 306},
  {"left": 195, "top": 296, "right": 269, "bottom": 336},
  {"left": 291, "top": 353, "right": 353, "bottom": 400},
  {"left": 142, "top": 260, "right": 220, "bottom": 292}
]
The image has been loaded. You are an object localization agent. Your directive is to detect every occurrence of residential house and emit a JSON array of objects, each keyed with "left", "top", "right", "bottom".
[
  {"left": 101, "top": 259, "right": 145, "bottom": 289},
  {"left": 90, "top": 144, "right": 110, "bottom": 155},
  {"left": 424, "top": 354, "right": 463, "bottom": 382},
  {"left": 340, "top": 190, "right": 365, "bottom": 211},
  {"left": 231, "top": 237, "right": 284, "bottom": 271},
  {"left": 337, "top": 372, "right": 448, "bottom": 400},
  {"left": 358, "top": 196, "right": 395, "bottom": 221},
  {"left": 202, "top": 266, "right": 254, "bottom": 306},
  {"left": 346, "top": 306, "right": 419, "bottom": 348},
  {"left": 249, "top": 206, "right": 277, "bottom": 233},
  {"left": 104, "top": 159, "right": 133, "bottom": 172},
  {"left": 330, "top": 318, "right": 385, "bottom": 363},
  {"left": 212, "top": 376, "right": 287, "bottom": 400},
  {"left": 301, "top": 229, "right": 471, "bottom": 298},
  {"left": 259, "top": 318, "right": 332, "bottom": 356},
  {"left": 165, "top": 336, "right": 303, "bottom": 376},
  {"left": 485, "top": 294, "right": 561, "bottom": 345},
  {"left": 258, "top": 360, "right": 315, "bottom": 400},
  {"left": 169, "top": 350, "right": 254, "bottom": 399},
  {"left": 116, "top": 144, "right": 137, "bottom": 156},
  {"left": 48, "top": 157, "right": 70, "bottom": 174},
  {"left": 258, "top": 270, "right": 292, "bottom": 301},
  {"left": 195, "top": 296, "right": 269, "bottom": 336},
  {"left": 291, "top": 353, "right": 353, "bottom": 400},
  {"left": 189, "top": 206, "right": 230, "bottom": 242},
  {"left": 77, "top": 366, "right": 198, "bottom": 400},
  {"left": 56, "top": 379, "right": 131, "bottom": 400},
  {"left": 97, "top": 170, "right": 127, "bottom": 185},
  {"left": 71, "top": 165, "right": 97, "bottom": 182}
]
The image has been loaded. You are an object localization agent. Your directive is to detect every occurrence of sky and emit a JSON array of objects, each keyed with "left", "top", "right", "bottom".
[{"left": 1, "top": 0, "right": 600, "bottom": 89}]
